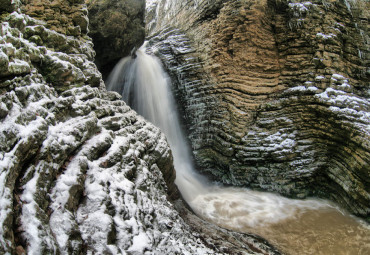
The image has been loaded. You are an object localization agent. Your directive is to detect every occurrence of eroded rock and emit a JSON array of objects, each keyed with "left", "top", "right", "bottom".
[
  {"left": 1, "top": 1, "right": 267, "bottom": 254},
  {"left": 146, "top": 0, "right": 370, "bottom": 220}
]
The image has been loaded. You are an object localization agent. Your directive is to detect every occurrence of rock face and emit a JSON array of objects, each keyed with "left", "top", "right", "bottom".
[
  {"left": 86, "top": 0, "right": 146, "bottom": 78},
  {"left": 21, "top": 0, "right": 89, "bottom": 37},
  {"left": 0, "top": 1, "right": 280, "bottom": 254},
  {"left": 146, "top": 0, "right": 370, "bottom": 220}
]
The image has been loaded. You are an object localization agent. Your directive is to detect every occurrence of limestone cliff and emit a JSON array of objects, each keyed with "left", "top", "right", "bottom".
[
  {"left": 0, "top": 1, "right": 280, "bottom": 254},
  {"left": 146, "top": 0, "right": 369, "bottom": 220}
]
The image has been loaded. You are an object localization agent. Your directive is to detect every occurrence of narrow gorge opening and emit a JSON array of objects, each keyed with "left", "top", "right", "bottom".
[{"left": 105, "top": 44, "right": 370, "bottom": 254}]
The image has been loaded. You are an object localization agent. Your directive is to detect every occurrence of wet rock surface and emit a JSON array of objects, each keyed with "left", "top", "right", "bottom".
[
  {"left": 146, "top": 0, "right": 370, "bottom": 220},
  {"left": 0, "top": 2, "right": 281, "bottom": 254},
  {"left": 174, "top": 200, "right": 281, "bottom": 255},
  {"left": 0, "top": 0, "right": 368, "bottom": 253}
]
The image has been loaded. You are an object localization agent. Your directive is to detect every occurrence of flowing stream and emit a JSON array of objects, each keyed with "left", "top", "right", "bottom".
[{"left": 106, "top": 45, "right": 370, "bottom": 255}]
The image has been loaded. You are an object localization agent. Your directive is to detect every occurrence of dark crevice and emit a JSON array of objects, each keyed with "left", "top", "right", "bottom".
[
  {"left": 196, "top": 1, "right": 224, "bottom": 23},
  {"left": 12, "top": 150, "right": 42, "bottom": 254}
]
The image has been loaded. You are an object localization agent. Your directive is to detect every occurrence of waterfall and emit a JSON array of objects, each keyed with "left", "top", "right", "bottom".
[
  {"left": 106, "top": 43, "right": 207, "bottom": 202},
  {"left": 106, "top": 44, "right": 370, "bottom": 255}
]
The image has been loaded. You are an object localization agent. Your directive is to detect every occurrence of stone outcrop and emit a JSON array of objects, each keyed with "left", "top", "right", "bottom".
[
  {"left": 86, "top": 0, "right": 146, "bottom": 78},
  {"left": 0, "top": 1, "right": 280, "bottom": 254},
  {"left": 146, "top": 0, "right": 369, "bottom": 220},
  {"left": 21, "top": 0, "right": 89, "bottom": 37}
]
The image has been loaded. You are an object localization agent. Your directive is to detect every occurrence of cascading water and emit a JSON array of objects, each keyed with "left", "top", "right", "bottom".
[
  {"left": 106, "top": 44, "right": 370, "bottom": 255},
  {"left": 106, "top": 43, "right": 207, "bottom": 202}
]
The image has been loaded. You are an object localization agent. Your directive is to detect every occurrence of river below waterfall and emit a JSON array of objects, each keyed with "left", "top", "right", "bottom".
[
  {"left": 193, "top": 187, "right": 370, "bottom": 255},
  {"left": 106, "top": 44, "right": 370, "bottom": 255}
]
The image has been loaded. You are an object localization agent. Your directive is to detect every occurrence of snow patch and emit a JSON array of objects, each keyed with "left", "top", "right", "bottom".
[
  {"left": 129, "top": 232, "right": 151, "bottom": 253},
  {"left": 289, "top": 2, "right": 313, "bottom": 14},
  {"left": 316, "top": 32, "right": 336, "bottom": 40}
]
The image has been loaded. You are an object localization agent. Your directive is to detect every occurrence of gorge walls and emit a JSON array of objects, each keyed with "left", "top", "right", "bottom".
[
  {"left": 0, "top": 1, "right": 282, "bottom": 254},
  {"left": 1, "top": 0, "right": 367, "bottom": 253},
  {"left": 146, "top": 0, "right": 369, "bottom": 220}
]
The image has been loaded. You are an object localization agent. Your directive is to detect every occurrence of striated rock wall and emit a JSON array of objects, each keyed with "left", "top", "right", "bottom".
[
  {"left": 146, "top": 0, "right": 370, "bottom": 220},
  {"left": 0, "top": 1, "right": 280, "bottom": 254}
]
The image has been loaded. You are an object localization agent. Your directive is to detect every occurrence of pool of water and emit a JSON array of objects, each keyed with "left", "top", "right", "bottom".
[{"left": 191, "top": 187, "right": 370, "bottom": 255}]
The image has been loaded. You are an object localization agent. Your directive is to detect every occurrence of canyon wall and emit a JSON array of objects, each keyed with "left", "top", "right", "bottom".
[
  {"left": 0, "top": 0, "right": 279, "bottom": 254},
  {"left": 146, "top": 0, "right": 370, "bottom": 220}
]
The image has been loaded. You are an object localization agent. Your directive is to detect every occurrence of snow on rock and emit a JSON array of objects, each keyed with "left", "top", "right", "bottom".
[
  {"left": 288, "top": 2, "right": 313, "bottom": 16},
  {"left": 316, "top": 32, "right": 337, "bottom": 40},
  {"left": 129, "top": 232, "right": 150, "bottom": 253},
  {"left": 0, "top": 75, "right": 216, "bottom": 254},
  {"left": 0, "top": 7, "right": 258, "bottom": 255},
  {"left": 315, "top": 87, "right": 370, "bottom": 124},
  {"left": 145, "top": 0, "right": 369, "bottom": 225},
  {"left": 0, "top": 8, "right": 206, "bottom": 255}
]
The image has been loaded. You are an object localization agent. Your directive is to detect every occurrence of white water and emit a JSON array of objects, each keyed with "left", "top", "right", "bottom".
[
  {"left": 106, "top": 44, "right": 207, "bottom": 202},
  {"left": 106, "top": 44, "right": 370, "bottom": 254}
]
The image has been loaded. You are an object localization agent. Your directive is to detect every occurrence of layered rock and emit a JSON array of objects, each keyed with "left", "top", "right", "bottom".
[
  {"left": 86, "top": 0, "right": 146, "bottom": 78},
  {"left": 0, "top": 1, "right": 280, "bottom": 254},
  {"left": 146, "top": 0, "right": 369, "bottom": 220}
]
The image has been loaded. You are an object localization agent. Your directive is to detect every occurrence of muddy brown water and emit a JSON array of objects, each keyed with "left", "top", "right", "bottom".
[{"left": 191, "top": 187, "right": 370, "bottom": 255}]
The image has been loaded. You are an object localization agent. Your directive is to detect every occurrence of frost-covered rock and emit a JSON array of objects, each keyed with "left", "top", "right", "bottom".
[
  {"left": 146, "top": 0, "right": 370, "bottom": 220},
  {"left": 0, "top": 2, "right": 278, "bottom": 255},
  {"left": 0, "top": 77, "right": 207, "bottom": 254},
  {"left": 0, "top": 12, "right": 100, "bottom": 91}
]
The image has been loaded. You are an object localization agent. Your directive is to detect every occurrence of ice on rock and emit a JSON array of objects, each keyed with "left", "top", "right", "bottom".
[
  {"left": 315, "top": 75, "right": 325, "bottom": 80},
  {"left": 0, "top": 11, "right": 221, "bottom": 254},
  {"left": 332, "top": 74, "right": 347, "bottom": 81},
  {"left": 316, "top": 32, "right": 337, "bottom": 40},
  {"left": 288, "top": 2, "right": 312, "bottom": 13}
]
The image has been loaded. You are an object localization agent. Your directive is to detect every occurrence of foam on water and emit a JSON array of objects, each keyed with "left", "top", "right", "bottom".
[
  {"left": 106, "top": 44, "right": 370, "bottom": 254},
  {"left": 191, "top": 186, "right": 329, "bottom": 228}
]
